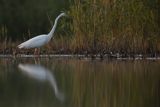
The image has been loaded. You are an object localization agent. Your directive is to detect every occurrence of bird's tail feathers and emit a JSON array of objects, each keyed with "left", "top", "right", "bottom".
[{"left": 17, "top": 43, "right": 24, "bottom": 49}]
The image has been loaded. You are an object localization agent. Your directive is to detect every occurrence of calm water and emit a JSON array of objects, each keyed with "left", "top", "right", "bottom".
[{"left": 0, "top": 57, "right": 159, "bottom": 107}]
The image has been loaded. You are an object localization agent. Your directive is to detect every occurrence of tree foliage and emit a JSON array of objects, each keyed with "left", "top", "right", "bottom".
[{"left": 0, "top": 0, "right": 68, "bottom": 40}]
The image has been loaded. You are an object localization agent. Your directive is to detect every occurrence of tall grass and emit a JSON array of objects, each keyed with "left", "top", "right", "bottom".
[
  {"left": 68, "top": 0, "right": 160, "bottom": 54},
  {"left": 0, "top": 0, "right": 159, "bottom": 55}
]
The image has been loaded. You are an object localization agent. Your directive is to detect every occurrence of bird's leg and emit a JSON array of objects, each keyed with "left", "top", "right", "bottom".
[
  {"left": 34, "top": 48, "right": 38, "bottom": 55},
  {"left": 34, "top": 48, "right": 41, "bottom": 56}
]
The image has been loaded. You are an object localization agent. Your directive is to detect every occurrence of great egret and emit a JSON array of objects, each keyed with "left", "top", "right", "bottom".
[
  {"left": 18, "top": 12, "right": 67, "bottom": 55},
  {"left": 18, "top": 64, "right": 65, "bottom": 102}
]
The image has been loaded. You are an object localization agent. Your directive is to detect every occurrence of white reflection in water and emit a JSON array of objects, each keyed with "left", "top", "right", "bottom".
[{"left": 18, "top": 64, "right": 64, "bottom": 102}]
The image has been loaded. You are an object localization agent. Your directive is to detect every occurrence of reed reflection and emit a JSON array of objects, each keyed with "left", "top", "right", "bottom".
[{"left": 18, "top": 63, "right": 64, "bottom": 102}]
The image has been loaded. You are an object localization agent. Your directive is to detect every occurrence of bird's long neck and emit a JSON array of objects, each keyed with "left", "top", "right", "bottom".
[{"left": 48, "top": 14, "right": 63, "bottom": 39}]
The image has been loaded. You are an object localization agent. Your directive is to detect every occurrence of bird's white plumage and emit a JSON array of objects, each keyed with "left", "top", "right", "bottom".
[
  {"left": 18, "top": 64, "right": 65, "bottom": 101},
  {"left": 18, "top": 64, "right": 48, "bottom": 81},
  {"left": 18, "top": 12, "right": 66, "bottom": 49},
  {"left": 18, "top": 34, "right": 49, "bottom": 49}
]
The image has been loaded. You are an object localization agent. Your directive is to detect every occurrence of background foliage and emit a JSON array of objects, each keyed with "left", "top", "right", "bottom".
[
  {"left": 0, "top": 0, "right": 159, "bottom": 54},
  {"left": 0, "top": 0, "right": 69, "bottom": 40},
  {"left": 68, "top": 0, "right": 160, "bottom": 54}
]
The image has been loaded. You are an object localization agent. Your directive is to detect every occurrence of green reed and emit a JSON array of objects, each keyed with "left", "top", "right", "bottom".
[{"left": 68, "top": 0, "right": 160, "bottom": 54}]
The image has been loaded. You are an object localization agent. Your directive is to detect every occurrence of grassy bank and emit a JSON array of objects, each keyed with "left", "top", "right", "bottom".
[
  {"left": 0, "top": 0, "right": 159, "bottom": 56},
  {"left": 68, "top": 0, "right": 160, "bottom": 54}
]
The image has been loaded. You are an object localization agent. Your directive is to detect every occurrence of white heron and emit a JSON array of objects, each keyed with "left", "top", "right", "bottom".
[
  {"left": 18, "top": 12, "right": 67, "bottom": 55},
  {"left": 18, "top": 64, "right": 65, "bottom": 102}
]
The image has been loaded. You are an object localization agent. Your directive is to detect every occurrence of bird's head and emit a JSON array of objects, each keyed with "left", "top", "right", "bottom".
[{"left": 60, "top": 11, "right": 67, "bottom": 17}]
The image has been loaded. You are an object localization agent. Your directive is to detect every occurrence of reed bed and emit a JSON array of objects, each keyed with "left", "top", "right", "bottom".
[
  {"left": 0, "top": 0, "right": 159, "bottom": 55},
  {"left": 68, "top": 0, "right": 160, "bottom": 54}
]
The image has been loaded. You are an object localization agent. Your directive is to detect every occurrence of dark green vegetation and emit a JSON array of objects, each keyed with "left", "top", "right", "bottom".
[
  {"left": 0, "top": 0, "right": 159, "bottom": 55},
  {"left": 0, "top": 0, "right": 68, "bottom": 40}
]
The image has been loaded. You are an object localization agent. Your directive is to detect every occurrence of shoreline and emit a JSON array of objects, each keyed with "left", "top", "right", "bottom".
[{"left": 0, "top": 54, "right": 160, "bottom": 60}]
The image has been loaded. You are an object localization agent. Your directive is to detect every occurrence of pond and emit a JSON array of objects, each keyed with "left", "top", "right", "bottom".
[{"left": 0, "top": 57, "right": 159, "bottom": 107}]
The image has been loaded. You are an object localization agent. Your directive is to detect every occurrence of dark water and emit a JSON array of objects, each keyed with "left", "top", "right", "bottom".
[{"left": 0, "top": 57, "right": 159, "bottom": 107}]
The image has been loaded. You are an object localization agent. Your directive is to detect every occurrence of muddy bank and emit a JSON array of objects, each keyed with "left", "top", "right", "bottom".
[{"left": 0, "top": 47, "right": 160, "bottom": 60}]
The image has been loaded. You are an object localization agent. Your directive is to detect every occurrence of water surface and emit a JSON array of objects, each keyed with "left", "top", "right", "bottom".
[{"left": 0, "top": 57, "right": 159, "bottom": 107}]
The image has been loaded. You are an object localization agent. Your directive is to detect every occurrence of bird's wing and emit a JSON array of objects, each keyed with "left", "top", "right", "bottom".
[
  {"left": 18, "top": 64, "right": 48, "bottom": 81},
  {"left": 18, "top": 35, "right": 48, "bottom": 49}
]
